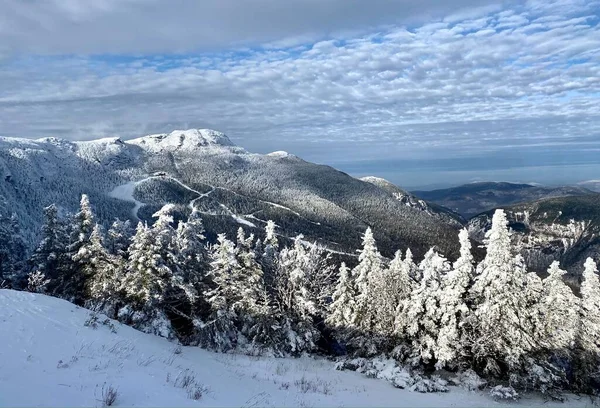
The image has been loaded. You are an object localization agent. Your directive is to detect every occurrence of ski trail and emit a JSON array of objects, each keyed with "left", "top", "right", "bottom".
[{"left": 108, "top": 181, "right": 144, "bottom": 219}]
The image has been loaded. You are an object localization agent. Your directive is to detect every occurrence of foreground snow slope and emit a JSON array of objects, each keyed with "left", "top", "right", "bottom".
[{"left": 0, "top": 290, "right": 591, "bottom": 407}]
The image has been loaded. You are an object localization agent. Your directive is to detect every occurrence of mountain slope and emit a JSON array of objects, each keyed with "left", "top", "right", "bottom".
[
  {"left": 468, "top": 194, "right": 600, "bottom": 279},
  {"left": 361, "top": 176, "right": 465, "bottom": 227},
  {"left": 413, "top": 182, "right": 593, "bottom": 219},
  {"left": 0, "top": 289, "right": 584, "bottom": 407},
  {"left": 0, "top": 129, "right": 462, "bottom": 260}
]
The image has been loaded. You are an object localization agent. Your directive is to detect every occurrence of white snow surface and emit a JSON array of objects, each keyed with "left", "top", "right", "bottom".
[
  {"left": 127, "top": 129, "right": 235, "bottom": 152},
  {"left": 0, "top": 290, "right": 592, "bottom": 408},
  {"left": 107, "top": 181, "right": 144, "bottom": 219}
]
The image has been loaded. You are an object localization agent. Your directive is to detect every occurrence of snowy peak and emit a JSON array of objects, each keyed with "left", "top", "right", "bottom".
[{"left": 128, "top": 129, "right": 235, "bottom": 153}]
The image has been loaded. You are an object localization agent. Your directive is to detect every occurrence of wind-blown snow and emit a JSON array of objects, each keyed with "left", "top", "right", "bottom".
[{"left": 0, "top": 289, "right": 589, "bottom": 408}]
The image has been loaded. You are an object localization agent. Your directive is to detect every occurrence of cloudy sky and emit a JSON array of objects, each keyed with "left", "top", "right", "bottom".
[{"left": 1, "top": 0, "right": 599, "bottom": 188}]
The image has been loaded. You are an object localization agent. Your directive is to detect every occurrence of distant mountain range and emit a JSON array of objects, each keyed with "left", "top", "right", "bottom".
[
  {"left": 412, "top": 182, "right": 593, "bottom": 219},
  {"left": 0, "top": 129, "right": 464, "bottom": 262},
  {"left": 468, "top": 193, "right": 600, "bottom": 280}
]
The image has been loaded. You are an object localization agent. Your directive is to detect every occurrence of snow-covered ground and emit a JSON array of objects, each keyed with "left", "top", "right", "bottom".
[{"left": 0, "top": 289, "right": 593, "bottom": 407}]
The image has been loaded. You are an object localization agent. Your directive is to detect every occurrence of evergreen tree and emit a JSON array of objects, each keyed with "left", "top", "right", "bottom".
[
  {"left": 326, "top": 263, "right": 355, "bottom": 329},
  {"left": 106, "top": 218, "right": 133, "bottom": 257},
  {"left": 351, "top": 227, "right": 383, "bottom": 332},
  {"left": 537, "top": 262, "right": 578, "bottom": 352},
  {"left": 579, "top": 258, "right": 600, "bottom": 355},
  {"left": 273, "top": 236, "right": 332, "bottom": 354},
  {"left": 469, "top": 209, "right": 535, "bottom": 376},
  {"left": 76, "top": 224, "right": 121, "bottom": 308},
  {"left": 121, "top": 221, "right": 165, "bottom": 308},
  {"left": 436, "top": 229, "right": 473, "bottom": 369},
  {"left": 29, "top": 204, "right": 69, "bottom": 290},
  {"left": 402, "top": 248, "right": 449, "bottom": 365},
  {"left": 260, "top": 219, "right": 279, "bottom": 289},
  {"left": 201, "top": 233, "right": 242, "bottom": 351},
  {"left": 376, "top": 250, "right": 412, "bottom": 337},
  {"left": 0, "top": 213, "right": 26, "bottom": 286}
]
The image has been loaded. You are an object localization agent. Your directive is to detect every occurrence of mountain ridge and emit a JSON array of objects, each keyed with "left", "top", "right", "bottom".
[{"left": 0, "top": 129, "right": 463, "bottom": 261}]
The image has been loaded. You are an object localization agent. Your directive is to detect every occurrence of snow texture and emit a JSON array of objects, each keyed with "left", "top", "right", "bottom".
[{"left": 0, "top": 289, "right": 590, "bottom": 407}]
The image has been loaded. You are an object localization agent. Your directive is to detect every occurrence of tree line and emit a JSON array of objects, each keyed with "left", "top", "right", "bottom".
[{"left": 1, "top": 196, "right": 599, "bottom": 397}]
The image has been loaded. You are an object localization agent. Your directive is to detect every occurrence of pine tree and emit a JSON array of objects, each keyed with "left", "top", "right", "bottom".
[
  {"left": 402, "top": 248, "right": 449, "bottom": 365},
  {"left": 436, "top": 229, "right": 473, "bottom": 369},
  {"left": 469, "top": 209, "right": 535, "bottom": 376},
  {"left": 327, "top": 263, "right": 355, "bottom": 329},
  {"left": 537, "top": 262, "right": 578, "bottom": 352}
]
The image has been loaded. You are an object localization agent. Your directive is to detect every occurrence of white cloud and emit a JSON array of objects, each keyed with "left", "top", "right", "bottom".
[{"left": 0, "top": 0, "right": 598, "bottom": 183}]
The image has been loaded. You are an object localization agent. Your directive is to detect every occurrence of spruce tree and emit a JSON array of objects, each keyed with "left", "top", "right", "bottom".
[
  {"left": 580, "top": 258, "right": 600, "bottom": 355},
  {"left": 403, "top": 248, "right": 449, "bottom": 365},
  {"left": 29, "top": 204, "right": 69, "bottom": 293},
  {"left": 201, "top": 233, "right": 242, "bottom": 351},
  {"left": 106, "top": 218, "right": 133, "bottom": 257},
  {"left": 327, "top": 263, "right": 355, "bottom": 329},
  {"left": 469, "top": 209, "right": 535, "bottom": 376},
  {"left": 538, "top": 262, "right": 578, "bottom": 352},
  {"left": 436, "top": 229, "right": 473, "bottom": 369},
  {"left": 78, "top": 224, "right": 121, "bottom": 309},
  {"left": 351, "top": 227, "right": 383, "bottom": 332}
]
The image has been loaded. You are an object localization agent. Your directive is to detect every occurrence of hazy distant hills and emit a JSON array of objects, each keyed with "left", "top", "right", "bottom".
[
  {"left": 412, "top": 182, "right": 593, "bottom": 219},
  {"left": 0, "top": 129, "right": 464, "bottom": 261}
]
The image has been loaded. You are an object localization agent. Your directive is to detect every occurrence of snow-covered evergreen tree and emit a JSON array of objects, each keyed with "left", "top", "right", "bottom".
[
  {"left": 273, "top": 236, "right": 334, "bottom": 354},
  {"left": 537, "top": 261, "right": 578, "bottom": 352},
  {"left": 106, "top": 218, "right": 133, "bottom": 257},
  {"left": 173, "top": 210, "right": 208, "bottom": 318},
  {"left": 76, "top": 224, "right": 121, "bottom": 309},
  {"left": 326, "top": 263, "right": 355, "bottom": 329},
  {"left": 201, "top": 233, "right": 242, "bottom": 351},
  {"left": 376, "top": 250, "right": 413, "bottom": 337},
  {"left": 469, "top": 209, "right": 535, "bottom": 375},
  {"left": 260, "top": 219, "right": 279, "bottom": 289},
  {"left": 58, "top": 194, "right": 96, "bottom": 303},
  {"left": 351, "top": 227, "right": 383, "bottom": 332},
  {"left": 402, "top": 248, "right": 449, "bottom": 365},
  {"left": 579, "top": 258, "right": 600, "bottom": 354},
  {"left": 121, "top": 221, "right": 165, "bottom": 308},
  {"left": 436, "top": 229, "right": 473, "bottom": 369},
  {"left": 0, "top": 212, "right": 26, "bottom": 286},
  {"left": 29, "top": 204, "right": 69, "bottom": 290}
]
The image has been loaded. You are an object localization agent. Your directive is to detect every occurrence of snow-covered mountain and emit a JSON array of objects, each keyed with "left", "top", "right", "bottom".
[
  {"left": 0, "top": 129, "right": 462, "bottom": 260},
  {"left": 413, "top": 182, "right": 593, "bottom": 219},
  {"left": 360, "top": 176, "right": 465, "bottom": 227},
  {"left": 468, "top": 194, "right": 600, "bottom": 279},
  {"left": 0, "top": 289, "right": 586, "bottom": 408}
]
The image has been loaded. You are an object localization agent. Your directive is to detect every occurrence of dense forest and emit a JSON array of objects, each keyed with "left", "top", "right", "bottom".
[{"left": 1, "top": 195, "right": 599, "bottom": 399}]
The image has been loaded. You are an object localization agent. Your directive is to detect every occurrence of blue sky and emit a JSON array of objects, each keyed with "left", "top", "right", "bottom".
[{"left": 1, "top": 0, "right": 599, "bottom": 188}]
